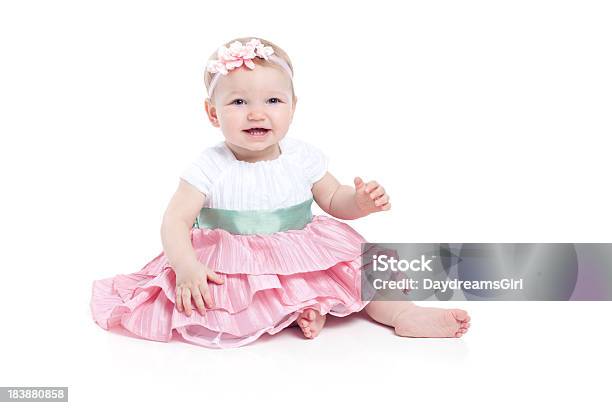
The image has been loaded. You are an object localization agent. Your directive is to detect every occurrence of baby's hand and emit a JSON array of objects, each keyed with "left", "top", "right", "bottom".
[
  {"left": 174, "top": 262, "right": 225, "bottom": 317},
  {"left": 354, "top": 177, "right": 391, "bottom": 214}
]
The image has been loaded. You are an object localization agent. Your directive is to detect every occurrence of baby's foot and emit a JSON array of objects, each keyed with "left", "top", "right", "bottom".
[
  {"left": 392, "top": 305, "right": 471, "bottom": 338},
  {"left": 296, "top": 308, "right": 327, "bottom": 339}
]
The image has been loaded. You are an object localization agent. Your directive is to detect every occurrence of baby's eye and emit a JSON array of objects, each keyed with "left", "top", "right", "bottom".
[
  {"left": 267, "top": 97, "right": 282, "bottom": 104},
  {"left": 231, "top": 99, "right": 246, "bottom": 105}
]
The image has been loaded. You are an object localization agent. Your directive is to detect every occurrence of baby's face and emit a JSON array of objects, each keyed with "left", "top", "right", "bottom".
[{"left": 206, "top": 64, "right": 296, "bottom": 155}]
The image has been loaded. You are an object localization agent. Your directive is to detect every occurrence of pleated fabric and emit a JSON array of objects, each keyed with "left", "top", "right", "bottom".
[{"left": 90, "top": 215, "right": 375, "bottom": 348}]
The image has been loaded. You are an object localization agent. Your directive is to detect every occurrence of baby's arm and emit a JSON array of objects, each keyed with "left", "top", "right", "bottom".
[
  {"left": 312, "top": 172, "right": 391, "bottom": 220},
  {"left": 161, "top": 180, "right": 224, "bottom": 316},
  {"left": 160, "top": 180, "right": 205, "bottom": 273}
]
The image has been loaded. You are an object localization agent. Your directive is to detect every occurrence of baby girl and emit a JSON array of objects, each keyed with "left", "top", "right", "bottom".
[{"left": 90, "top": 37, "right": 470, "bottom": 348}]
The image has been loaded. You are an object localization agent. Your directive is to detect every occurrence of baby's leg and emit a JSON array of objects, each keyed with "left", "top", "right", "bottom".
[{"left": 365, "top": 301, "right": 470, "bottom": 338}]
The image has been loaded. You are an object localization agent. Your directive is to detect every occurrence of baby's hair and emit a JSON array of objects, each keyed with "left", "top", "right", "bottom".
[{"left": 204, "top": 37, "right": 295, "bottom": 101}]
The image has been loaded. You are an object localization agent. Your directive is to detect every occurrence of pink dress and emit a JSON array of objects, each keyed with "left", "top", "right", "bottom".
[{"left": 90, "top": 137, "right": 373, "bottom": 348}]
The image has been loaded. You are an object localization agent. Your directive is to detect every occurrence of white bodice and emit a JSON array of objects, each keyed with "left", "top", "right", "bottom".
[{"left": 180, "top": 137, "right": 328, "bottom": 210}]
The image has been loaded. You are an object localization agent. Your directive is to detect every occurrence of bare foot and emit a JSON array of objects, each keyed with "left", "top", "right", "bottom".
[
  {"left": 392, "top": 305, "right": 471, "bottom": 338},
  {"left": 296, "top": 308, "right": 327, "bottom": 339}
]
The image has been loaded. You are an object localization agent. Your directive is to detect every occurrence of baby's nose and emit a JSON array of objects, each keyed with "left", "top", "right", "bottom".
[{"left": 247, "top": 110, "right": 266, "bottom": 120}]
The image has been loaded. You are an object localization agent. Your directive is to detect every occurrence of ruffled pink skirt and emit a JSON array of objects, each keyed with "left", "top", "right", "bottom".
[{"left": 90, "top": 215, "right": 373, "bottom": 348}]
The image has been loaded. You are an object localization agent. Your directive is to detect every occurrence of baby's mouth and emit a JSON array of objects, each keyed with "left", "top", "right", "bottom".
[{"left": 243, "top": 128, "right": 271, "bottom": 136}]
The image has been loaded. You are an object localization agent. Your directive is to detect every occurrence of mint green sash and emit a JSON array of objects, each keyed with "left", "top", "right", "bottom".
[{"left": 193, "top": 198, "right": 314, "bottom": 235}]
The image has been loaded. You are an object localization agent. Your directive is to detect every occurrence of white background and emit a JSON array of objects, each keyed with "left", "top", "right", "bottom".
[{"left": 1, "top": 0, "right": 611, "bottom": 406}]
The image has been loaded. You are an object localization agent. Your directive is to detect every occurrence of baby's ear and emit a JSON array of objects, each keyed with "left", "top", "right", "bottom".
[
  {"left": 204, "top": 97, "right": 214, "bottom": 111},
  {"left": 204, "top": 98, "right": 220, "bottom": 128}
]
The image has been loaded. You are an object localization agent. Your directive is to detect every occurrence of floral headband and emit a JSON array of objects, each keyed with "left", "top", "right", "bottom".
[{"left": 206, "top": 38, "right": 293, "bottom": 97}]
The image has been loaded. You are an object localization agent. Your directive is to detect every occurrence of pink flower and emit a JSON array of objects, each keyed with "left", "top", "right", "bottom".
[{"left": 207, "top": 38, "right": 276, "bottom": 75}]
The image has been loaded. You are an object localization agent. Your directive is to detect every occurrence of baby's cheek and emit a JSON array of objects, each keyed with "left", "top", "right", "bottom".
[{"left": 221, "top": 110, "right": 237, "bottom": 121}]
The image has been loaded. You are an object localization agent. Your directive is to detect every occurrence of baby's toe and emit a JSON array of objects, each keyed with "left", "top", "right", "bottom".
[{"left": 452, "top": 309, "right": 469, "bottom": 322}]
